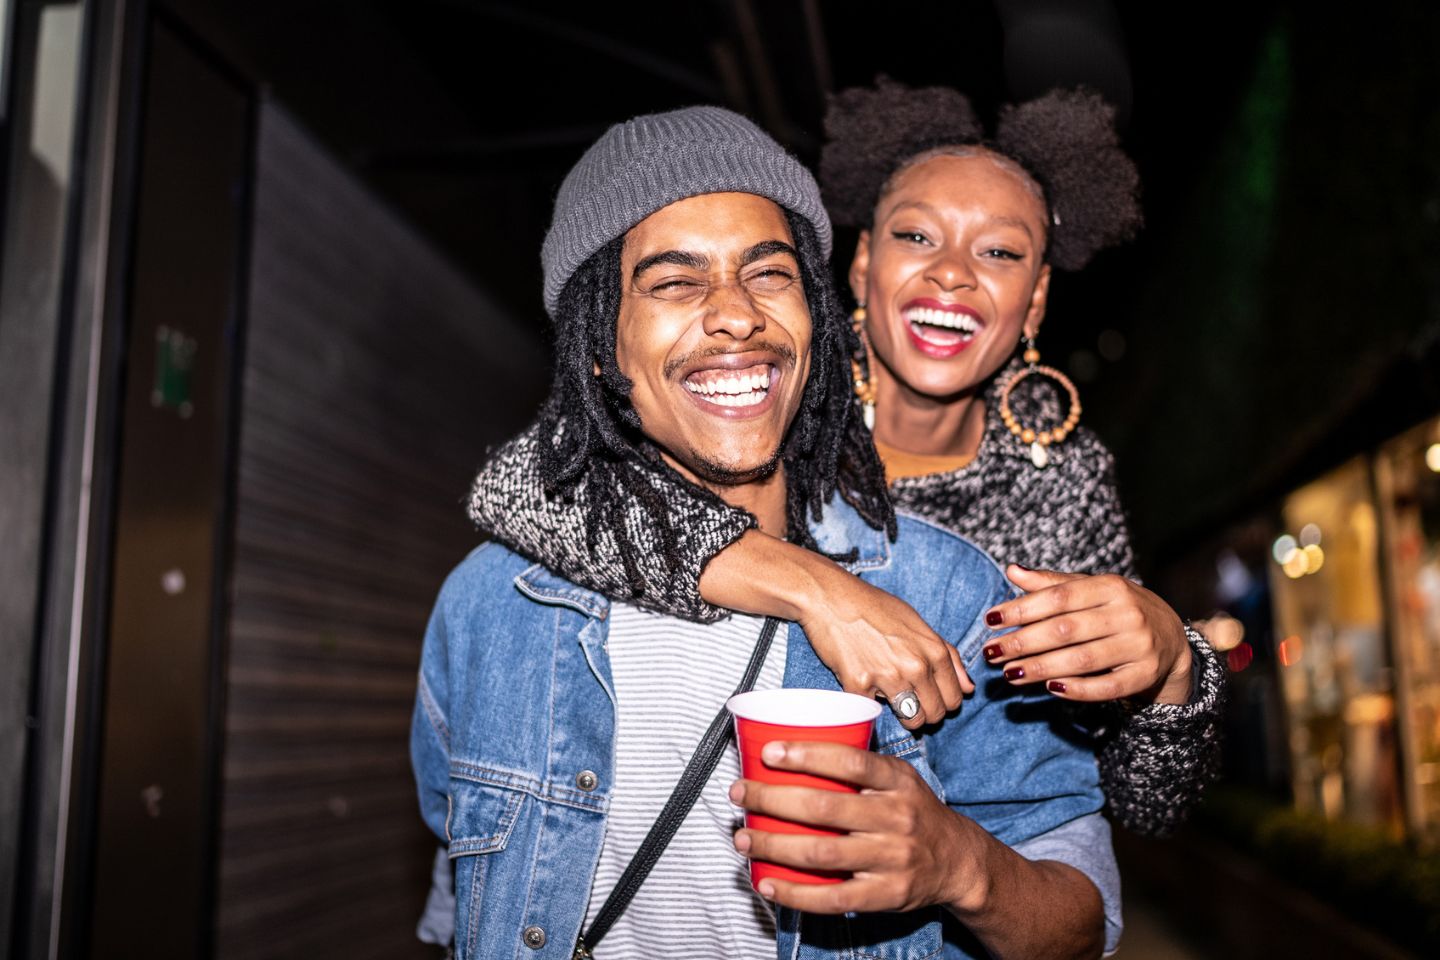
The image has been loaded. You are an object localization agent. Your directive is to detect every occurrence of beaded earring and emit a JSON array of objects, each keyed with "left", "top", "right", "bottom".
[
  {"left": 849, "top": 304, "right": 877, "bottom": 430},
  {"left": 996, "top": 335, "right": 1081, "bottom": 469}
]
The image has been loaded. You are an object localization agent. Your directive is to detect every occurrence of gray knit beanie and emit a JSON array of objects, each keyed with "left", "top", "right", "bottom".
[{"left": 541, "top": 105, "right": 832, "bottom": 318}]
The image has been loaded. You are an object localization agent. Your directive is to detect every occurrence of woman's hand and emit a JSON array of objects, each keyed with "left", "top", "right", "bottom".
[
  {"left": 699, "top": 530, "right": 973, "bottom": 729},
  {"left": 982, "top": 566, "right": 1193, "bottom": 705}
]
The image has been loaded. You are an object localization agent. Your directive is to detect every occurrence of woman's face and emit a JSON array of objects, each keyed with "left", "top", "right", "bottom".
[{"left": 850, "top": 150, "right": 1052, "bottom": 403}]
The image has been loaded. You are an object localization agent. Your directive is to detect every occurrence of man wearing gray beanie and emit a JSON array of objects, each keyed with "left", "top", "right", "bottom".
[{"left": 411, "top": 106, "right": 1116, "bottom": 959}]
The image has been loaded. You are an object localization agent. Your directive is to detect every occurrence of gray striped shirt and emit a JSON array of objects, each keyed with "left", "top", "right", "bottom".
[{"left": 583, "top": 602, "right": 787, "bottom": 958}]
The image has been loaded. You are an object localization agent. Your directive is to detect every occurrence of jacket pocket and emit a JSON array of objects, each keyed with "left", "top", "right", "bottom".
[
  {"left": 447, "top": 780, "right": 526, "bottom": 959},
  {"left": 797, "top": 910, "right": 944, "bottom": 960},
  {"left": 850, "top": 910, "right": 945, "bottom": 960},
  {"left": 446, "top": 778, "right": 524, "bottom": 856}
]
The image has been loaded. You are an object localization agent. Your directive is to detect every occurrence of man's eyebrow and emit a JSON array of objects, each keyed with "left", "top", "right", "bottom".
[
  {"left": 739, "top": 239, "right": 799, "bottom": 267},
  {"left": 631, "top": 250, "right": 709, "bottom": 281}
]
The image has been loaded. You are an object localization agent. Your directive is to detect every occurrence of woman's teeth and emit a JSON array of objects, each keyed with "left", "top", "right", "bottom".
[
  {"left": 904, "top": 306, "right": 980, "bottom": 333},
  {"left": 685, "top": 368, "right": 772, "bottom": 407}
]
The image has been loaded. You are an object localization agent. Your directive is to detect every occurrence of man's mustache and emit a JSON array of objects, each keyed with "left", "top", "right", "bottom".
[{"left": 663, "top": 342, "right": 799, "bottom": 380}]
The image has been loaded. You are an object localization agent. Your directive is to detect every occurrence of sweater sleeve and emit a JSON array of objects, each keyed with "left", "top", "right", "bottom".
[
  {"left": 465, "top": 421, "right": 755, "bottom": 623},
  {"left": 1069, "top": 441, "right": 1227, "bottom": 836},
  {"left": 1097, "top": 627, "right": 1228, "bottom": 836}
]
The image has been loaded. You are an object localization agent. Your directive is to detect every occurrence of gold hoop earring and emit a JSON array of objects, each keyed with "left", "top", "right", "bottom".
[
  {"left": 850, "top": 305, "right": 877, "bottom": 430},
  {"left": 996, "top": 335, "right": 1081, "bottom": 469}
]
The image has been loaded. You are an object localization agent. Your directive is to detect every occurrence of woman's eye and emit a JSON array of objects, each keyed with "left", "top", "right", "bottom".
[
  {"left": 982, "top": 248, "right": 1024, "bottom": 261},
  {"left": 891, "top": 230, "right": 930, "bottom": 245}
]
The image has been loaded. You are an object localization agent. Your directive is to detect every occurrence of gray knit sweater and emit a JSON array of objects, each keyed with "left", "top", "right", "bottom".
[{"left": 467, "top": 366, "right": 1224, "bottom": 836}]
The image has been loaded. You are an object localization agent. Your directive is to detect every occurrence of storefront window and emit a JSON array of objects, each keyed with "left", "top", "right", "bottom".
[
  {"left": 1269, "top": 456, "right": 1403, "bottom": 832},
  {"left": 1375, "top": 417, "right": 1440, "bottom": 842}
]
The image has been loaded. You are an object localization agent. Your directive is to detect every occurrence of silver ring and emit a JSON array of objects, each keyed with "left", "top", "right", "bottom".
[{"left": 891, "top": 690, "right": 921, "bottom": 721}]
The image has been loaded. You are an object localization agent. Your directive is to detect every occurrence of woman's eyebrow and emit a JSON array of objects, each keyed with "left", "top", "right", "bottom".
[
  {"left": 632, "top": 249, "right": 709, "bottom": 281},
  {"left": 882, "top": 201, "right": 1035, "bottom": 239},
  {"left": 988, "top": 215, "right": 1035, "bottom": 238}
]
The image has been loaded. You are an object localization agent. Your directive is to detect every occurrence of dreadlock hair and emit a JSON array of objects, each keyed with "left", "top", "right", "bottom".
[
  {"left": 534, "top": 207, "right": 894, "bottom": 599},
  {"left": 820, "top": 77, "right": 1142, "bottom": 271}
]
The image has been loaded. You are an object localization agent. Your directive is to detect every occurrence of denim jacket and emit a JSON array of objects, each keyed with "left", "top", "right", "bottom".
[{"left": 411, "top": 500, "right": 1113, "bottom": 959}]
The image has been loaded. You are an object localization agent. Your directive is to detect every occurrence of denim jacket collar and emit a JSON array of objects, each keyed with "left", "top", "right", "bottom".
[
  {"left": 808, "top": 497, "right": 891, "bottom": 574},
  {"left": 511, "top": 496, "right": 891, "bottom": 620},
  {"left": 513, "top": 563, "right": 610, "bottom": 620}
]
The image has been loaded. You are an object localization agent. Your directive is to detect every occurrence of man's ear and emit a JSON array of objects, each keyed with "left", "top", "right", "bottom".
[{"left": 848, "top": 231, "right": 871, "bottom": 306}]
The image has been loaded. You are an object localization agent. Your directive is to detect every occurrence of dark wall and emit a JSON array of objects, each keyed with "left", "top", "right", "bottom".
[{"left": 214, "top": 103, "right": 547, "bottom": 958}]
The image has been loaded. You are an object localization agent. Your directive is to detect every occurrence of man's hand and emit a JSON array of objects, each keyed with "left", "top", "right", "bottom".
[
  {"left": 730, "top": 740, "right": 1106, "bottom": 959},
  {"left": 728, "top": 740, "right": 975, "bottom": 913}
]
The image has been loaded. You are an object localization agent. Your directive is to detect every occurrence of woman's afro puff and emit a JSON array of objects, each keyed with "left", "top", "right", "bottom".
[
  {"left": 820, "top": 79, "right": 1142, "bottom": 271},
  {"left": 819, "top": 76, "right": 983, "bottom": 229},
  {"left": 996, "top": 89, "right": 1142, "bottom": 270}
]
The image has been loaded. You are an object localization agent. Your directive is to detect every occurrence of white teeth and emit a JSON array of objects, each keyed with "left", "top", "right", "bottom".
[
  {"left": 684, "top": 367, "right": 772, "bottom": 399},
  {"left": 903, "top": 307, "right": 980, "bottom": 332},
  {"left": 707, "top": 390, "right": 766, "bottom": 407}
]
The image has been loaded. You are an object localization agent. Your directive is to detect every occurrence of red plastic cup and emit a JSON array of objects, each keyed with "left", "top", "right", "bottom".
[{"left": 727, "top": 688, "right": 882, "bottom": 889}]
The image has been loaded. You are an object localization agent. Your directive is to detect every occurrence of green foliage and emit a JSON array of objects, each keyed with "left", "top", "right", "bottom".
[{"left": 1197, "top": 785, "right": 1440, "bottom": 955}]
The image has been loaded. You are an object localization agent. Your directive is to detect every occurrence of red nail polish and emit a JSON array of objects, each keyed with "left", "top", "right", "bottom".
[
  {"left": 1047, "top": 680, "right": 1066, "bottom": 694},
  {"left": 1004, "top": 666, "right": 1024, "bottom": 681},
  {"left": 984, "top": 644, "right": 1003, "bottom": 660},
  {"left": 985, "top": 611, "right": 1003, "bottom": 627}
]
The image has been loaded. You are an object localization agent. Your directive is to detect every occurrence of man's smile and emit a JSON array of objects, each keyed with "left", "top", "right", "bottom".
[
  {"left": 671, "top": 346, "right": 795, "bottom": 419},
  {"left": 684, "top": 364, "right": 772, "bottom": 407}
]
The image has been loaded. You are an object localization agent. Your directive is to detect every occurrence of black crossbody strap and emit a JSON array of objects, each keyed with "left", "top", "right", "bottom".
[{"left": 574, "top": 616, "right": 781, "bottom": 959}]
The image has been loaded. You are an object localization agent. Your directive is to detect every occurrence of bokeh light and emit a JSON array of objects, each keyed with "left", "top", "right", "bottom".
[
  {"left": 1227, "top": 642, "right": 1254, "bottom": 672},
  {"left": 1279, "top": 635, "right": 1304, "bottom": 667},
  {"left": 1282, "top": 548, "right": 1310, "bottom": 579},
  {"left": 1302, "top": 543, "right": 1324, "bottom": 573},
  {"left": 1427, "top": 443, "right": 1440, "bottom": 473},
  {"left": 1272, "top": 534, "right": 1298, "bottom": 565},
  {"left": 1299, "top": 523, "right": 1321, "bottom": 546}
]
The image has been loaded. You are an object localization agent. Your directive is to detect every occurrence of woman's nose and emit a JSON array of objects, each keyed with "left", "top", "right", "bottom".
[{"left": 925, "top": 251, "right": 977, "bottom": 291}]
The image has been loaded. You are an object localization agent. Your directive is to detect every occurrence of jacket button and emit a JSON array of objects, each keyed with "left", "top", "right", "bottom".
[
  {"left": 576, "top": 770, "right": 599, "bottom": 792},
  {"left": 522, "top": 925, "right": 546, "bottom": 949}
]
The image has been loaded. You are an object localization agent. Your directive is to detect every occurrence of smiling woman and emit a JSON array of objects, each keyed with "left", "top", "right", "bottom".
[{"left": 853, "top": 150, "right": 1053, "bottom": 457}]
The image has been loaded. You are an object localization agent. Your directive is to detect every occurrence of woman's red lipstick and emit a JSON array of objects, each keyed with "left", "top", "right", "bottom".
[{"left": 899, "top": 298, "right": 983, "bottom": 359}]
